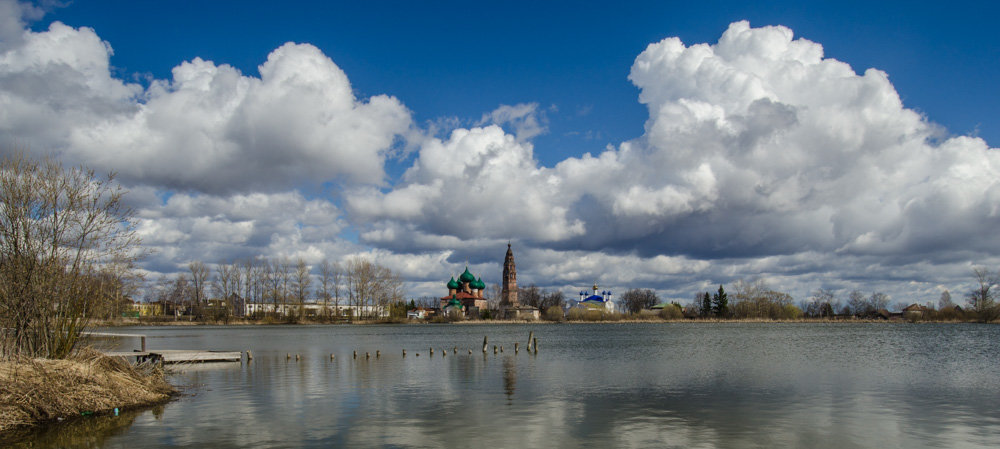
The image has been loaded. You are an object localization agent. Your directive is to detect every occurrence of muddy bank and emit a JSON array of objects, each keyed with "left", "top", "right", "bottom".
[{"left": 0, "top": 349, "right": 175, "bottom": 437}]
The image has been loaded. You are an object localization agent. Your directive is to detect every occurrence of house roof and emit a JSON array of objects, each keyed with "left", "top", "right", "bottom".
[{"left": 441, "top": 291, "right": 479, "bottom": 300}]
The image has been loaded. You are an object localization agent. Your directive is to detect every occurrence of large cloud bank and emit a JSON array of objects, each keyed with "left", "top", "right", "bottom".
[
  {"left": 0, "top": 15, "right": 411, "bottom": 194},
  {"left": 1, "top": 5, "right": 997, "bottom": 301},
  {"left": 350, "top": 22, "right": 999, "bottom": 290}
]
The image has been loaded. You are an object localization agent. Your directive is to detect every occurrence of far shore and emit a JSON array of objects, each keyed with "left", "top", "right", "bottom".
[{"left": 95, "top": 316, "right": 989, "bottom": 328}]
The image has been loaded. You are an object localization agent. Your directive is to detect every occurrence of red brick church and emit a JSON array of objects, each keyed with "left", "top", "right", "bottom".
[{"left": 440, "top": 266, "right": 488, "bottom": 317}]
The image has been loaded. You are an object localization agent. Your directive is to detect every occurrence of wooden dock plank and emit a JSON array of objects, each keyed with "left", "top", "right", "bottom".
[
  {"left": 101, "top": 350, "right": 241, "bottom": 364},
  {"left": 155, "top": 350, "right": 242, "bottom": 363}
]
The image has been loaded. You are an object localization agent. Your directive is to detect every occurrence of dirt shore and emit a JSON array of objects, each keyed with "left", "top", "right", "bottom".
[{"left": 0, "top": 349, "right": 175, "bottom": 436}]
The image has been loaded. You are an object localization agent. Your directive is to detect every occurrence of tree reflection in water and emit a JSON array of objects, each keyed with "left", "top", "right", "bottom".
[
  {"left": 1, "top": 405, "right": 152, "bottom": 448},
  {"left": 503, "top": 356, "right": 517, "bottom": 404}
]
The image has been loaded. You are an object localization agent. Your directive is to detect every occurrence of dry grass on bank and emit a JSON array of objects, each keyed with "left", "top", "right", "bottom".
[{"left": 0, "top": 349, "right": 175, "bottom": 433}]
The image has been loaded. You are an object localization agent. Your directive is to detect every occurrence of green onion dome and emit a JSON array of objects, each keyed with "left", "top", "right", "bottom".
[
  {"left": 459, "top": 267, "right": 476, "bottom": 283},
  {"left": 472, "top": 277, "right": 486, "bottom": 290},
  {"left": 447, "top": 295, "right": 462, "bottom": 309},
  {"left": 446, "top": 277, "right": 460, "bottom": 290}
]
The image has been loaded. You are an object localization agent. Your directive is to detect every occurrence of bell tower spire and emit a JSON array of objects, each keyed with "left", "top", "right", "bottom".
[{"left": 501, "top": 243, "right": 518, "bottom": 307}]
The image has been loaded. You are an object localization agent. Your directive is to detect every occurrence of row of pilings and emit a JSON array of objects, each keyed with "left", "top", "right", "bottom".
[{"left": 246, "top": 331, "right": 539, "bottom": 362}]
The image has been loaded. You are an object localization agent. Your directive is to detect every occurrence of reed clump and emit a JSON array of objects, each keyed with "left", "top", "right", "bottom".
[{"left": 0, "top": 348, "right": 175, "bottom": 433}]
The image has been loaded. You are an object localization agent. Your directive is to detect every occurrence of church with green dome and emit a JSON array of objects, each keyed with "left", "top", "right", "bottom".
[{"left": 440, "top": 266, "right": 488, "bottom": 318}]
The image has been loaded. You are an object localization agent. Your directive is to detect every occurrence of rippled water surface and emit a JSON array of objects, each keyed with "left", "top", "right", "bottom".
[{"left": 13, "top": 323, "right": 1000, "bottom": 448}]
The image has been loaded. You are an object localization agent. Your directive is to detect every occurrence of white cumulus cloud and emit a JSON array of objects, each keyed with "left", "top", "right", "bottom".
[
  {"left": 346, "top": 21, "right": 1000, "bottom": 302},
  {"left": 0, "top": 14, "right": 412, "bottom": 193}
]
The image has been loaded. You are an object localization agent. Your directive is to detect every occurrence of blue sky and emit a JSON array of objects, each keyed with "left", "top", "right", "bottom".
[
  {"left": 4, "top": 0, "right": 1000, "bottom": 305},
  {"left": 37, "top": 0, "right": 998, "bottom": 168}
]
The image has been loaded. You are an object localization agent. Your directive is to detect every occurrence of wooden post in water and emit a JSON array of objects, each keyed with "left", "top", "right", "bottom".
[
  {"left": 533, "top": 337, "right": 538, "bottom": 353},
  {"left": 442, "top": 349, "right": 447, "bottom": 357},
  {"left": 141, "top": 336, "right": 146, "bottom": 352},
  {"left": 430, "top": 347, "right": 434, "bottom": 356},
  {"left": 366, "top": 352, "right": 370, "bottom": 359},
  {"left": 527, "top": 331, "right": 534, "bottom": 351},
  {"left": 246, "top": 350, "right": 253, "bottom": 361},
  {"left": 493, "top": 345, "right": 497, "bottom": 354},
  {"left": 330, "top": 353, "right": 335, "bottom": 360},
  {"left": 514, "top": 342, "right": 519, "bottom": 354},
  {"left": 376, "top": 350, "right": 381, "bottom": 359},
  {"left": 295, "top": 354, "right": 300, "bottom": 361},
  {"left": 483, "top": 336, "right": 488, "bottom": 353},
  {"left": 353, "top": 350, "right": 357, "bottom": 359},
  {"left": 403, "top": 349, "right": 407, "bottom": 357}
]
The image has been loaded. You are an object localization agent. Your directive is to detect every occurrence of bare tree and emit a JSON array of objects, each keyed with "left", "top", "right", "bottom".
[
  {"left": 344, "top": 257, "right": 402, "bottom": 319},
  {"left": 938, "top": 290, "right": 953, "bottom": 309},
  {"left": 242, "top": 257, "right": 257, "bottom": 305},
  {"left": 805, "top": 288, "right": 837, "bottom": 318},
  {"left": 317, "top": 259, "right": 335, "bottom": 318},
  {"left": 345, "top": 257, "right": 374, "bottom": 319},
  {"left": 379, "top": 265, "right": 404, "bottom": 317},
  {"left": 0, "top": 153, "right": 142, "bottom": 359},
  {"left": 261, "top": 258, "right": 278, "bottom": 315},
  {"left": 292, "top": 258, "right": 311, "bottom": 320},
  {"left": 414, "top": 296, "right": 438, "bottom": 309},
  {"left": 487, "top": 282, "right": 502, "bottom": 312},
  {"left": 252, "top": 258, "right": 266, "bottom": 304},
  {"left": 540, "top": 290, "right": 566, "bottom": 310},
  {"left": 213, "top": 260, "right": 237, "bottom": 299},
  {"left": 847, "top": 289, "right": 868, "bottom": 317},
  {"left": 168, "top": 274, "right": 192, "bottom": 318},
  {"left": 621, "top": 288, "right": 659, "bottom": 314},
  {"left": 188, "top": 260, "right": 210, "bottom": 317},
  {"left": 276, "top": 257, "right": 291, "bottom": 318},
  {"left": 519, "top": 284, "right": 542, "bottom": 308},
  {"left": 331, "top": 260, "right": 343, "bottom": 316},
  {"left": 729, "top": 278, "right": 798, "bottom": 319},
  {"left": 213, "top": 260, "right": 240, "bottom": 321},
  {"left": 869, "top": 292, "right": 890, "bottom": 312},
  {"left": 968, "top": 267, "right": 999, "bottom": 322}
]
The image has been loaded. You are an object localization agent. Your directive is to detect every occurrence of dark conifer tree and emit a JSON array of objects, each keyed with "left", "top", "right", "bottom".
[
  {"left": 701, "top": 292, "right": 712, "bottom": 317},
  {"left": 712, "top": 285, "right": 729, "bottom": 318}
]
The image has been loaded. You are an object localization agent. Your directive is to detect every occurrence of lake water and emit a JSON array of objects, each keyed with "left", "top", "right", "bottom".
[{"left": 9, "top": 322, "right": 1000, "bottom": 448}]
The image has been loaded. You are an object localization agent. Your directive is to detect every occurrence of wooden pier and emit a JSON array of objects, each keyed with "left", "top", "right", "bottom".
[
  {"left": 103, "top": 350, "right": 242, "bottom": 364},
  {"left": 88, "top": 332, "right": 241, "bottom": 364}
]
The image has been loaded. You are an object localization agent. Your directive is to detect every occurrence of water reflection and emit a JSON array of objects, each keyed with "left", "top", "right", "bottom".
[
  {"left": 2, "top": 405, "right": 157, "bottom": 449},
  {"left": 12, "top": 323, "right": 1000, "bottom": 448},
  {"left": 503, "top": 356, "right": 517, "bottom": 404}
]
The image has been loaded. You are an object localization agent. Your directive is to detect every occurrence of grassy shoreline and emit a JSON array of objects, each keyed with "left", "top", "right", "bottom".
[
  {"left": 94, "top": 316, "right": 986, "bottom": 327},
  {"left": 0, "top": 349, "right": 175, "bottom": 437}
]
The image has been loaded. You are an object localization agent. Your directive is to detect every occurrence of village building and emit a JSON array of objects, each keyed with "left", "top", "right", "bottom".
[
  {"left": 574, "top": 283, "right": 616, "bottom": 313},
  {"left": 500, "top": 243, "right": 539, "bottom": 319},
  {"left": 244, "top": 302, "right": 388, "bottom": 319},
  {"left": 440, "top": 266, "right": 488, "bottom": 318}
]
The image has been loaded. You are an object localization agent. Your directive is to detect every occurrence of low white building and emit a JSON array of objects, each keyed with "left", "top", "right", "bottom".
[{"left": 244, "top": 302, "right": 389, "bottom": 318}]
